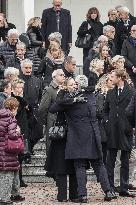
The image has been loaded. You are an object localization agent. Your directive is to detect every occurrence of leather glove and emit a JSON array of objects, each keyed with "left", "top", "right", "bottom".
[{"left": 73, "top": 94, "right": 87, "bottom": 103}]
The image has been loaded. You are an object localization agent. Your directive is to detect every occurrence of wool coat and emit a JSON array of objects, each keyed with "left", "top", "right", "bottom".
[
  {"left": 49, "top": 90, "right": 102, "bottom": 160},
  {"left": 41, "top": 7, "right": 72, "bottom": 53},
  {"left": 104, "top": 83, "right": 134, "bottom": 151}
]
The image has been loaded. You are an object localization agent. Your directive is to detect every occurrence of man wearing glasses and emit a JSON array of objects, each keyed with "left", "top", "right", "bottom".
[
  {"left": 41, "top": 0, "right": 72, "bottom": 55},
  {"left": 121, "top": 25, "right": 136, "bottom": 87}
]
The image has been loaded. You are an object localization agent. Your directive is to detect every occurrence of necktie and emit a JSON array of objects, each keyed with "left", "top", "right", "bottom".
[{"left": 118, "top": 88, "right": 122, "bottom": 96}]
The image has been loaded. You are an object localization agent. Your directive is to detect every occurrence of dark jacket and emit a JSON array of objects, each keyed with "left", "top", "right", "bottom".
[
  {"left": 37, "top": 57, "right": 64, "bottom": 87},
  {"left": 11, "top": 93, "right": 29, "bottom": 140},
  {"left": 0, "top": 108, "right": 20, "bottom": 171},
  {"left": 44, "top": 111, "right": 75, "bottom": 176},
  {"left": 95, "top": 91, "right": 107, "bottom": 142},
  {"left": 50, "top": 90, "right": 102, "bottom": 160},
  {"left": 27, "top": 26, "right": 44, "bottom": 74},
  {"left": 121, "top": 36, "right": 136, "bottom": 77},
  {"left": 104, "top": 83, "right": 134, "bottom": 151},
  {"left": 21, "top": 74, "right": 42, "bottom": 109},
  {"left": 63, "top": 67, "right": 74, "bottom": 78},
  {"left": 0, "top": 41, "right": 16, "bottom": 63},
  {"left": 41, "top": 7, "right": 72, "bottom": 52},
  {"left": 77, "top": 19, "right": 103, "bottom": 49},
  {"left": 116, "top": 16, "right": 136, "bottom": 54}
]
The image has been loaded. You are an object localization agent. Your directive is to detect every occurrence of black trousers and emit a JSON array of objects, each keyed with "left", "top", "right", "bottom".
[
  {"left": 102, "top": 142, "right": 107, "bottom": 166},
  {"left": 56, "top": 174, "right": 78, "bottom": 201},
  {"left": 106, "top": 149, "right": 130, "bottom": 192},
  {"left": 74, "top": 159, "right": 111, "bottom": 197}
]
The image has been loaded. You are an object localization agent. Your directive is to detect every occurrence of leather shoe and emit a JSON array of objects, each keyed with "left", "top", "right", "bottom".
[
  {"left": 104, "top": 191, "right": 117, "bottom": 201},
  {"left": 128, "top": 184, "right": 136, "bottom": 190},
  {"left": 20, "top": 180, "right": 28, "bottom": 188},
  {"left": 119, "top": 191, "right": 135, "bottom": 197},
  {"left": 57, "top": 199, "right": 68, "bottom": 202},
  {"left": 70, "top": 196, "right": 87, "bottom": 203},
  {"left": 0, "top": 201, "right": 13, "bottom": 205},
  {"left": 10, "top": 195, "right": 25, "bottom": 202}
]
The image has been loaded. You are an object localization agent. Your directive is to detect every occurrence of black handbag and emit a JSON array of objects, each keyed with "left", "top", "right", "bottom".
[
  {"left": 49, "top": 122, "right": 67, "bottom": 141},
  {"left": 75, "top": 34, "right": 91, "bottom": 48}
]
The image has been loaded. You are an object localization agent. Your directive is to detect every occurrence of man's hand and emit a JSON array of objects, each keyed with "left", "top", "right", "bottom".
[
  {"left": 132, "top": 66, "right": 136, "bottom": 73},
  {"left": 74, "top": 94, "right": 87, "bottom": 103},
  {"left": 68, "top": 43, "right": 72, "bottom": 48}
]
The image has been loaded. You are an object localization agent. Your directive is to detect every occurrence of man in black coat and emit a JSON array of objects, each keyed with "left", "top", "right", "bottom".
[
  {"left": 41, "top": 0, "right": 72, "bottom": 55},
  {"left": 104, "top": 69, "right": 134, "bottom": 197},
  {"left": 121, "top": 25, "right": 136, "bottom": 87},
  {"left": 116, "top": 6, "right": 136, "bottom": 54},
  {"left": 63, "top": 56, "right": 76, "bottom": 78},
  {"left": 20, "top": 58, "right": 43, "bottom": 153}
]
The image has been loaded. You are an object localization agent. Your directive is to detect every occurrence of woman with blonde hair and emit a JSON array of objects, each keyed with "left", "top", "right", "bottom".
[
  {"left": 95, "top": 73, "right": 114, "bottom": 165},
  {"left": 38, "top": 44, "right": 65, "bottom": 87},
  {"left": 26, "top": 17, "right": 45, "bottom": 75}
]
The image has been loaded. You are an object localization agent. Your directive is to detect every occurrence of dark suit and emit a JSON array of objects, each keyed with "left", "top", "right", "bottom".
[
  {"left": 41, "top": 7, "right": 72, "bottom": 54},
  {"left": 104, "top": 82, "right": 134, "bottom": 192}
]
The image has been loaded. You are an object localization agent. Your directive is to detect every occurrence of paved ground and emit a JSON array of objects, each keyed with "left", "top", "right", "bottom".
[{"left": 14, "top": 181, "right": 136, "bottom": 205}]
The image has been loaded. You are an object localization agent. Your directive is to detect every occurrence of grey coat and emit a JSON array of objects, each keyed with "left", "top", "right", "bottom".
[{"left": 39, "top": 81, "right": 58, "bottom": 152}]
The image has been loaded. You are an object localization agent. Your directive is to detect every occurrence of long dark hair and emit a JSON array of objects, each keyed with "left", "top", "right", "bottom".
[{"left": 86, "top": 7, "right": 100, "bottom": 22}]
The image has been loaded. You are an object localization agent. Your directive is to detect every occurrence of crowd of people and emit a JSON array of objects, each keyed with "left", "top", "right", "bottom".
[{"left": 1, "top": 0, "right": 136, "bottom": 204}]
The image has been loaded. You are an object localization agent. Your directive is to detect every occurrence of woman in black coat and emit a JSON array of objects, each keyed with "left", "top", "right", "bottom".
[
  {"left": 77, "top": 7, "right": 103, "bottom": 62},
  {"left": 45, "top": 78, "right": 78, "bottom": 202},
  {"left": 37, "top": 43, "right": 65, "bottom": 87},
  {"left": 49, "top": 75, "right": 116, "bottom": 203},
  {"left": 27, "top": 17, "right": 45, "bottom": 75}
]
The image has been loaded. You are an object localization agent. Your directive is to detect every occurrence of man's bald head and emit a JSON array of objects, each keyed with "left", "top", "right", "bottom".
[{"left": 53, "top": 0, "right": 62, "bottom": 11}]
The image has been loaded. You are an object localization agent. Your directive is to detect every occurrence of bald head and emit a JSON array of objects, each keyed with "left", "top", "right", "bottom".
[{"left": 53, "top": 0, "right": 62, "bottom": 11}]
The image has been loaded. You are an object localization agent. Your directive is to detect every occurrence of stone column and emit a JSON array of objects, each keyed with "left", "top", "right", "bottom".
[{"left": 133, "top": 0, "right": 136, "bottom": 17}]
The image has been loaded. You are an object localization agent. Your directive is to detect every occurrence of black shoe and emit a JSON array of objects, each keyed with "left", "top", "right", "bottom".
[
  {"left": 70, "top": 196, "right": 87, "bottom": 203},
  {"left": 0, "top": 201, "right": 13, "bottom": 205},
  {"left": 57, "top": 199, "right": 68, "bottom": 202},
  {"left": 20, "top": 180, "right": 28, "bottom": 188},
  {"left": 104, "top": 191, "right": 117, "bottom": 201},
  {"left": 114, "top": 186, "right": 120, "bottom": 193},
  {"left": 10, "top": 195, "right": 25, "bottom": 202},
  {"left": 119, "top": 191, "right": 135, "bottom": 197},
  {"left": 128, "top": 184, "right": 136, "bottom": 190}
]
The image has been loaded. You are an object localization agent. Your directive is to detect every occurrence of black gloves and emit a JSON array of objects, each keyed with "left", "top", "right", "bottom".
[{"left": 73, "top": 94, "right": 87, "bottom": 103}]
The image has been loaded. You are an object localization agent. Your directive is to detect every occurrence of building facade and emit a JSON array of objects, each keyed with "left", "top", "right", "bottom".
[{"left": 1, "top": 0, "right": 136, "bottom": 65}]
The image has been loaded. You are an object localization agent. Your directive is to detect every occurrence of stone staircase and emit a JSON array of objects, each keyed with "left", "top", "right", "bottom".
[{"left": 22, "top": 138, "right": 53, "bottom": 183}]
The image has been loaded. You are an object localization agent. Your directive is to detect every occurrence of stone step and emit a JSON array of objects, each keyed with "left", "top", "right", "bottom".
[
  {"left": 33, "top": 140, "right": 46, "bottom": 150},
  {"left": 22, "top": 166, "right": 46, "bottom": 176},
  {"left": 23, "top": 174, "right": 54, "bottom": 183},
  {"left": 30, "top": 154, "right": 46, "bottom": 166}
]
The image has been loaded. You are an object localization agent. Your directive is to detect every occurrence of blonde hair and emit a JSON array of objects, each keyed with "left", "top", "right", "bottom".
[
  {"left": 47, "top": 44, "right": 64, "bottom": 59},
  {"left": 12, "top": 79, "right": 24, "bottom": 90},
  {"left": 95, "top": 74, "right": 112, "bottom": 94},
  {"left": 27, "top": 17, "right": 41, "bottom": 27},
  {"left": 90, "top": 58, "right": 104, "bottom": 74}
]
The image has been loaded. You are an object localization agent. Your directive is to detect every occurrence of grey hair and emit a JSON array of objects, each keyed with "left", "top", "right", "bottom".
[
  {"left": 48, "top": 32, "right": 62, "bottom": 45},
  {"left": 52, "top": 69, "right": 64, "bottom": 79},
  {"left": 75, "top": 75, "right": 88, "bottom": 88},
  {"left": 16, "top": 42, "right": 26, "bottom": 49},
  {"left": 21, "top": 59, "right": 33, "bottom": 71},
  {"left": 8, "top": 29, "right": 19, "bottom": 37},
  {"left": 103, "top": 25, "right": 115, "bottom": 34},
  {"left": 4, "top": 67, "right": 19, "bottom": 78}
]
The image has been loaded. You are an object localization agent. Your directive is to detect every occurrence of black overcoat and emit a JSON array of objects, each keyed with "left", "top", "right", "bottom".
[
  {"left": 41, "top": 7, "right": 72, "bottom": 52},
  {"left": 104, "top": 83, "right": 134, "bottom": 151},
  {"left": 50, "top": 90, "right": 102, "bottom": 160}
]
